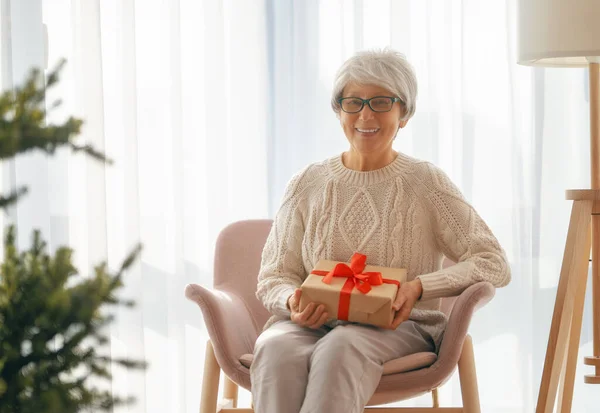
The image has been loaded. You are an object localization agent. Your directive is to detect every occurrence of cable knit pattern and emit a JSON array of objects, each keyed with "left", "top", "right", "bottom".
[
  {"left": 338, "top": 189, "right": 380, "bottom": 252},
  {"left": 256, "top": 152, "right": 511, "bottom": 347}
]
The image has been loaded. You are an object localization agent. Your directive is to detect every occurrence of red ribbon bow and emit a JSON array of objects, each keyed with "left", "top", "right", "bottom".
[{"left": 310, "top": 253, "right": 400, "bottom": 321}]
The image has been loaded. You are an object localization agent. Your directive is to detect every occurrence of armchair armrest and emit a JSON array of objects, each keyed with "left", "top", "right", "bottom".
[
  {"left": 359, "top": 282, "right": 496, "bottom": 396},
  {"left": 437, "top": 282, "right": 495, "bottom": 363},
  {"left": 184, "top": 283, "right": 258, "bottom": 381}
]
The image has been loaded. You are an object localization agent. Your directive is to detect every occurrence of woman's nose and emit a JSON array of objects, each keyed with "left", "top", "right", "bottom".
[{"left": 359, "top": 105, "right": 375, "bottom": 120}]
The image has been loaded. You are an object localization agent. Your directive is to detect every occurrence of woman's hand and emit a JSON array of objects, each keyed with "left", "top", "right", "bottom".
[
  {"left": 287, "top": 289, "right": 329, "bottom": 329},
  {"left": 387, "top": 279, "right": 423, "bottom": 329}
]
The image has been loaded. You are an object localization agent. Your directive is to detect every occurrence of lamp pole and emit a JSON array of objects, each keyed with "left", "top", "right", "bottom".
[{"left": 586, "top": 62, "right": 600, "bottom": 383}]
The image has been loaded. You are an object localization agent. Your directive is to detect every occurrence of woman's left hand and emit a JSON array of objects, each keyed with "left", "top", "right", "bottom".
[{"left": 387, "top": 279, "right": 423, "bottom": 329}]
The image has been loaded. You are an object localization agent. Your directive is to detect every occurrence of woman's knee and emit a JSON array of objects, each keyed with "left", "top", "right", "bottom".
[
  {"left": 310, "top": 326, "right": 365, "bottom": 365},
  {"left": 252, "top": 329, "right": 311, "bottom": 373}
]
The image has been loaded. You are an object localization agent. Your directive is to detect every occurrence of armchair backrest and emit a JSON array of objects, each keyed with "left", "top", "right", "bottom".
[
  {"left": 213, "top": 220, "right": 273, "bottom": 331},
  {"left": 213, "top": 219, "right": 458, "bottom": 333}
]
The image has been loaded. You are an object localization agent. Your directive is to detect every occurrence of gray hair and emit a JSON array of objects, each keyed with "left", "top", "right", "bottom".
[{"left": 331, "top": 49, "right": 418, "bottom": 121}]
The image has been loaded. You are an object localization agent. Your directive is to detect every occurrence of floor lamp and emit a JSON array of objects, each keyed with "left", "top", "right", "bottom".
[{"left": 517, "top": 1, "right": 600, "bottom": 412}]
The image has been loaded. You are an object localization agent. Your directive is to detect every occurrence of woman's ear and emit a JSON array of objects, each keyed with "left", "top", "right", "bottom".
[{"left": 398, "top": 119, "right": 408, "bottom": 130}]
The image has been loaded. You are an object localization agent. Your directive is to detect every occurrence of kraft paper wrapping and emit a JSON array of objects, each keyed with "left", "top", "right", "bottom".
[{"left": 299, "top": 258, "right": 407, "bottom": 328}]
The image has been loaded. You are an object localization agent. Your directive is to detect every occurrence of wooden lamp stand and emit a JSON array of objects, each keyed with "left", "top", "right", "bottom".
[{"left": 535, "top": 63, "right": 600, "bottom": 413}]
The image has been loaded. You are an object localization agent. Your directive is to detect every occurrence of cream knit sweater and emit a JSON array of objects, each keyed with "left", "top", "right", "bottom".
[{"left": 256, "top": 152, "right": 511, "bottom": 347}]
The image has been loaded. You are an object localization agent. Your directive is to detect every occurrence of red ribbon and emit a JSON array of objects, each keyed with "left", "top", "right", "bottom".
[{"left": 310, "top": 253, "right": 400, "bottom": 321}]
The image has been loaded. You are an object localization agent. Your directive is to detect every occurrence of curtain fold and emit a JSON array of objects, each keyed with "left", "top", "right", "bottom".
[{"left": 1, "top": 0, "right": 596, "bottom": 411}]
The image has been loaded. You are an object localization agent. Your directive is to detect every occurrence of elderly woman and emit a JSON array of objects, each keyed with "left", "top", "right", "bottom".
[{"left": 250, "top": 49, "right": 511, "bottom": 413}]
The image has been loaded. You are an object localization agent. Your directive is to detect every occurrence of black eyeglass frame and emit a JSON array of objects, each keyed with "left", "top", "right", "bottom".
[{"left": 337, "top": 96, "right": 404, "bottom": 113}]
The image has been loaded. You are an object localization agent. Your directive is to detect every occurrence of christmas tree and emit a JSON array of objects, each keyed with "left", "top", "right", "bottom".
[{"left": 0, "top": 59, "right": 145, "bottom": 413}]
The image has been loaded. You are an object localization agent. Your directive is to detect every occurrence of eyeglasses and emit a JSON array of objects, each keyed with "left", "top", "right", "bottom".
[{"left": 338, "top": 96, "right": 403, "bottom": 113}]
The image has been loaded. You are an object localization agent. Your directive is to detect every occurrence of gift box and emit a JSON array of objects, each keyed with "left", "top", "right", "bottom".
[{"left": 299, "top": 253, "right": 406, "bottom": 328}]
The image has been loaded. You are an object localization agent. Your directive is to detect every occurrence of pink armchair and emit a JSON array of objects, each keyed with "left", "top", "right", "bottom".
[{"left": 185, "top": 220, "right": 495, "bottom": 413}]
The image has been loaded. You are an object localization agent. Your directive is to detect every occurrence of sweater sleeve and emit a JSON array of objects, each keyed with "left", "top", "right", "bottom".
[
  {"left": 256, "top": 170, "right": 309, "bottom": 317},
  {"left": 415, "top": 164, "right": 511, "bottom": 301}
]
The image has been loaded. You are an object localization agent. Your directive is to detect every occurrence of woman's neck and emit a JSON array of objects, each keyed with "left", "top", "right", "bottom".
[{"left": 342, "top": 149, "right": 398, "bottom": 171}]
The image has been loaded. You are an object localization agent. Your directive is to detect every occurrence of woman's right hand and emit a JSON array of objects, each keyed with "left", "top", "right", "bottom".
[{"left": 287, "top": 288, "right": 329, "bottom": 329}]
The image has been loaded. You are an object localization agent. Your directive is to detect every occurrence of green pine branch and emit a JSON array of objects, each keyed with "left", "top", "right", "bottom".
[
  {"left": 0, "top": 59, "right": 111, "bottom": 210},
  {"left": 0, "top": 60, "right": 146, "bottom": 412},
  {"left": 0, "top": 226, "right": 145, "bottom": 413}
]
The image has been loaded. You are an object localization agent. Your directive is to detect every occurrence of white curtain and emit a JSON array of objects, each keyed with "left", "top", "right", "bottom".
[{"left": 1, "top": 0, "right": 596, "bottom": 412}]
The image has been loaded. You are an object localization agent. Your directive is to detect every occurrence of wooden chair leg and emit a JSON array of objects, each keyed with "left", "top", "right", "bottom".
[
  {"left": 431, "top": 388, "right": 439, "bottom": 408},
  {"left": 200, "top": 340, "right": 221, "bottom": 413},
  {"left": 458, "top": 335, "right": 481, "bottom": 413},
  {"left": 224, "top": 376, "right": 239, "bottom": 408}
]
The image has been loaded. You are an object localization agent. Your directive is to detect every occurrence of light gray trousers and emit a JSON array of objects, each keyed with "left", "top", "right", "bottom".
[{"left": 250, "top": 320, "right": 435, "bottom": 413}]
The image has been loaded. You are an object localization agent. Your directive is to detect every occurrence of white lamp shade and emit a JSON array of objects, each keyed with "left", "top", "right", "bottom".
[{"left": 518, "top": 0, "right": 600, "bottom": 67}]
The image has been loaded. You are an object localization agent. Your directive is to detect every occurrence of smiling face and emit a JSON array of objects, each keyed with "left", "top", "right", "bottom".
[{"left": 339, "top": 82, "right": 407, "bottom": 158}]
